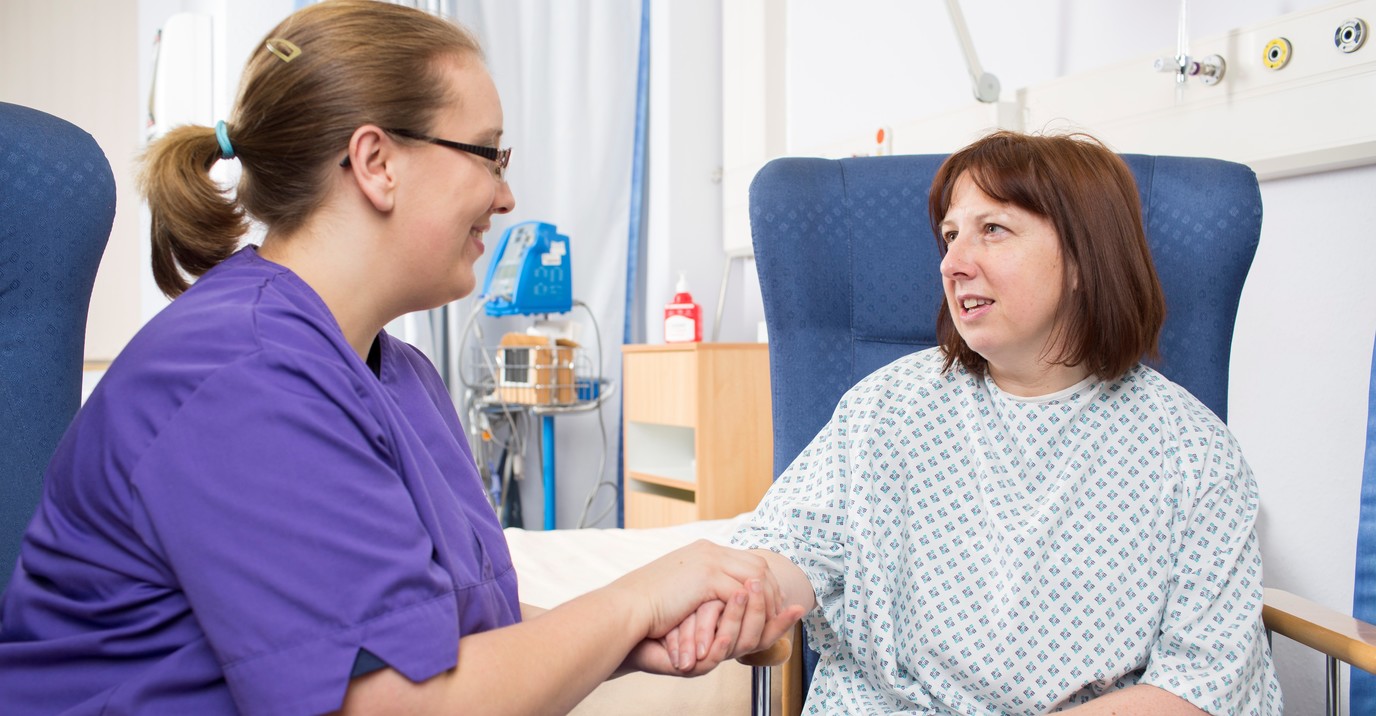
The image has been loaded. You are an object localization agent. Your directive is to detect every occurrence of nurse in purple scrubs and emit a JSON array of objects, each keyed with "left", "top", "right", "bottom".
[{"left": 0, "top": 2, "right": 800, "bottom": 713}]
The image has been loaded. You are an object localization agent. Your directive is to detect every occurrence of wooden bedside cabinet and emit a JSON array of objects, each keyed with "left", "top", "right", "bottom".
[{"left": 621, "top": 343, "right": 773, "bottom": 528}]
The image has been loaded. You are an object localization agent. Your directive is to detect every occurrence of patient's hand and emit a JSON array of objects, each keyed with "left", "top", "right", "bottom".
[{"left": 650, "top": 582, "right": 804, "bottom": 675}]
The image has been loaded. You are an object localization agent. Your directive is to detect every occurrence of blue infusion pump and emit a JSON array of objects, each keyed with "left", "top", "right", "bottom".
[{"left": 480, "top": 221, "right": 572, "bottom": 316}]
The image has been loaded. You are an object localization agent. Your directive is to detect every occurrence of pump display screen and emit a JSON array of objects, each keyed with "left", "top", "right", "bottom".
[{"left": 491, "top": 226, "right": 535, "bottom": 296}]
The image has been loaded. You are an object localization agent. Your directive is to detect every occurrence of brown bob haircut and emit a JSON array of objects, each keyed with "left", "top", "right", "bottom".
[{"left": 928, "top": 131, "right": 1166, "bottom": 382}]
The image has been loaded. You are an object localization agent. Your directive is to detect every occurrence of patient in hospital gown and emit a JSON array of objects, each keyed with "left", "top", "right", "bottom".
[{"left": 733, "top": 131, "right": 1282, "bottom": 715}]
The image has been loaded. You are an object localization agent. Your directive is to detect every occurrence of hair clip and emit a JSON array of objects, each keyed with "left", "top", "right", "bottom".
[{"left": 265, "top": 38, "right": 302, "bottom": 63}]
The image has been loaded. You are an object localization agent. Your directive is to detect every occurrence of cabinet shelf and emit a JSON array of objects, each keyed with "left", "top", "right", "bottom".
[{"left": 627, "top": 471, "right": 697, "bottom": 492}]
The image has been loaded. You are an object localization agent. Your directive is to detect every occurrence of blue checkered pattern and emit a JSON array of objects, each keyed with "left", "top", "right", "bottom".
[{"left": 0, "top": 103, "right": 114, "bottom": 598}]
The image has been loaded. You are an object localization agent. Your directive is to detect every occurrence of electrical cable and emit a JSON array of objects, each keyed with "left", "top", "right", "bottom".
[
  {"left": 457, "top": 296, "right": 526, "bottom": 511},
  {"left": 570, "top": 299, "right": 618, "bottom": 528},
  {"left": 576, "top": 398, "right": 618, "bottom": 527},
  {"left": 457, "top": 294, "right": 617, "bottom": 528}
]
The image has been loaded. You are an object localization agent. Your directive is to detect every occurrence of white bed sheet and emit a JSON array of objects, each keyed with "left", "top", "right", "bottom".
[{"left": 504, "top": 516, "right": 774, "bottom": 715}]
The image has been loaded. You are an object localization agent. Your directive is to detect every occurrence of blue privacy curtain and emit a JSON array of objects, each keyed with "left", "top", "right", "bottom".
[{"left": 1353, "top": 333, "right": 1376, "bottom": 710}]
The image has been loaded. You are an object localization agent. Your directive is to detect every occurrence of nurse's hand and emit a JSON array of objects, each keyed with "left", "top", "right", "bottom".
[
  {"left": 623, "top": 584, "right": 800, "bottom": 676},
  {"left": 606, "top": 541, "right": 785, "bottom": 642},
  {"left": 659, "top": 589, "right": 803, "bottom": 673}
]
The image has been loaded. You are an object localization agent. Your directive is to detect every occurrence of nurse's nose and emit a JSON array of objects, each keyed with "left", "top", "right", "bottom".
[{"left": 493, "top": 180, "right": 515, "bottom": 215}]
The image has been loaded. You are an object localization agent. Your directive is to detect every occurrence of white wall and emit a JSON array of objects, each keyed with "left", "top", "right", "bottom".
[
  {"left": 1234, "top": 162, "right": 1376, "bottom": 714},
  {"left": 780, "top": 1, "right": 1366, "bottom": 712},
  {"left": 786, "top": 0, "right": 1345, "bottom": 152},
  {"left": 644, "top": 0, "right": 726, "bottom": 343}
]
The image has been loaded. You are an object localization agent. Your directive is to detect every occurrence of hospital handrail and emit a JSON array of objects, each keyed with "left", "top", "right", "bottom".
[
  {"left": 736, "top": 634, "right": 792, "bottom": 667},
  {"left": 1263, "top": 587, "right": 1376, "bottom": 716},
  {"left": 1263, "top": 588, "right": 1376, "bottom": 672}
]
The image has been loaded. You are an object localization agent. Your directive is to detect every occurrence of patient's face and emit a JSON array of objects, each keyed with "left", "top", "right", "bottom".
[{"left": 938, "top": 173, "right": 1070, "bottom": 385}]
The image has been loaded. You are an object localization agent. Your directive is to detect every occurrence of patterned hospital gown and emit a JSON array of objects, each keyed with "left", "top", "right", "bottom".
[{"left": 735, "top": 348, "right": 1281, "bottom": 715}]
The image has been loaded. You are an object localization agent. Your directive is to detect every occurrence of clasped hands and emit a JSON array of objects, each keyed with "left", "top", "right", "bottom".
[{"left": 616, "top": 540, "right": 806, "bottom": 678}]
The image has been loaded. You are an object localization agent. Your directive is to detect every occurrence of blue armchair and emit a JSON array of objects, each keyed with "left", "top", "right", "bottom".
[
  {"left": 747, "top": 152, "right": 1262, "bottom": 713},
  {"left": 0, "top": 103, "right": 115, "bottom": 598}
]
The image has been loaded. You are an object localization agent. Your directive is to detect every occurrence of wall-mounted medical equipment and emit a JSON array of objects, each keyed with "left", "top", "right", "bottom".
[
  {"left": 1263, "top": 37, "right": 1293, "bottom": 69},
  {"left": 147, "top": 13, "right": 214, "bottom": 139},
  {"left": 480, "top": 221, "right": 572, "bottom": 317},
  {"left": 1153, "top": 1, "right": 1227, "bottom": 87},
  {"left": 943, "top": 0, "right": 1001, "bottom": 103},
  {"left": 1336, "top": 17, "right": 1367, "bottom": 53}
]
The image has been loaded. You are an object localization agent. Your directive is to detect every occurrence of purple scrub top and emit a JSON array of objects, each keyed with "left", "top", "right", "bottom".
[{"left": 0, "top": 247, "right": 520, "bottom": 715}]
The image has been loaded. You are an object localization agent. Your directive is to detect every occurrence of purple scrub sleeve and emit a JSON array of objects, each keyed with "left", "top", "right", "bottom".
[
  {"left": 0, "top": 248, "right": 520, "bottom": 715},
  {"left": 133, "top": 351, "right": 462, "bottom": 713}
]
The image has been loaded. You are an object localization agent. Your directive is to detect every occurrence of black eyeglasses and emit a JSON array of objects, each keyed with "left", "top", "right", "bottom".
[{"left": 339, "top": 127, "right": 511, "bottom": 180}]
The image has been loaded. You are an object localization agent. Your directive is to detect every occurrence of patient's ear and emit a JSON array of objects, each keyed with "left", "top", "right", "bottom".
[{"left": 343, "top": 125, "right": 397, "bottom": 213}]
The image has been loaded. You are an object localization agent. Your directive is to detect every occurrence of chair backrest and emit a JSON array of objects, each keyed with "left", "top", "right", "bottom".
[
  {"left": 0, "top": 103, "right": 115, "bottom": 596},
  {"left": 750, "top": 152, "right": 1262, "bottom": 690}
]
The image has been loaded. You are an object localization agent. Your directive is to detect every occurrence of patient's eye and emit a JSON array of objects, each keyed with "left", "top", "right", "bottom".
[
  {"left": 984, "top": 223, "right": 1008, "bottom": 237},
  {"left": 942, "top": 230, "right": 958, "bottom": 244}
]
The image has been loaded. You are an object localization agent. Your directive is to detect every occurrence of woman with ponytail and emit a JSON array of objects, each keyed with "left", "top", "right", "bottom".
[{"left": 0, "top": 2, "right": 800, "bottom": 713}]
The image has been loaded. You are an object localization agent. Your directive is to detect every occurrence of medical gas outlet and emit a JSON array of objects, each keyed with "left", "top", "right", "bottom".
[
  {"left": 1336, "top": 18, "right": 1367, "bottom": 53},
  {"left": 1262, "top": 38, "right": 1292, "bottom": 69}
]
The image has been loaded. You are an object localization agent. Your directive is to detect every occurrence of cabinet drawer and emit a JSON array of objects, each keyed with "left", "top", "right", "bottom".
[
  {"left": 625, "top": 487, "right": 698, "bottom": 528},
  {"left": 622, "top": 350, "right": 696, "bottom": 426}
]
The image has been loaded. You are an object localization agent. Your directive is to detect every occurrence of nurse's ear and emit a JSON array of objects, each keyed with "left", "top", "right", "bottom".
[{"left": 342, "top": 124, "right": 398, "bottom": 213}]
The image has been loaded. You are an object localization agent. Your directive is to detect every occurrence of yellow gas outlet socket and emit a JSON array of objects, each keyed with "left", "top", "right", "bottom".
[{"left": 1263, "top": 37, "right": 1292, "bottom": 69}]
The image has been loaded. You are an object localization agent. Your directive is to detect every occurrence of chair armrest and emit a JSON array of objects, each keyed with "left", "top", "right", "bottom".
[
  {"left": 736, "top": 635, "right": 792, "bottom": 667},
  {"left": 1263, "top": 587, "right": 1376, "bottom": 674}
]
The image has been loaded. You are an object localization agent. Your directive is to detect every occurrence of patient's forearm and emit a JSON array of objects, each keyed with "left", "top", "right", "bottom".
[
  {"left": 750, "top": 548, "right": 816, "bottom": 614},
  {"left": 1063, "top": 684, "right": 1207, "bottom": 714}
]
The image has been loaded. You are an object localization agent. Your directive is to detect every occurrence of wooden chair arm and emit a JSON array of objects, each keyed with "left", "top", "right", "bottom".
[
  {"left": 1263, "top": 587, "right": 1376, "bottom": 675},
  {"left": 736, "top": 635, "right": 792, "bottom": 667}
]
